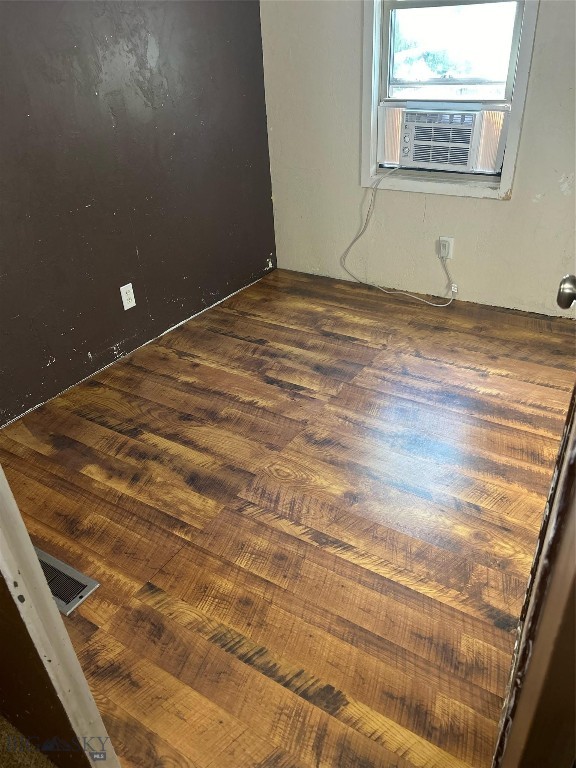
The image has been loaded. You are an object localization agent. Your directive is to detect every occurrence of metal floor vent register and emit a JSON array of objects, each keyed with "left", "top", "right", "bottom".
[{"left": 35, "top": 547, "right": 100, "bottom": 616}]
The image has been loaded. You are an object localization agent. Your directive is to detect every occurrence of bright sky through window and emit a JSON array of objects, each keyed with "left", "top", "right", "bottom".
[{"left": 389, "top": 2, "right": 518, "bottom": 100}]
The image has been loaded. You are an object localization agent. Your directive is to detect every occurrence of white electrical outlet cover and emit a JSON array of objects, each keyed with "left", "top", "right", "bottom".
[
  {"left": 120, "top": 283, "right": 136, "bottom": 310},
  {"left": 439, "top": 236, "right": 454, "bottom": 259}
]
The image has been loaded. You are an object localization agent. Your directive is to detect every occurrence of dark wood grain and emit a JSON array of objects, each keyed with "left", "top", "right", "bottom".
[{"left": 0, "top": 269, "right": 573, "bottom": 768}]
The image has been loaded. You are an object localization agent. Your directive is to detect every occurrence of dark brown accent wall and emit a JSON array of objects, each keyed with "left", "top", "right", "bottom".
[{"left": 0, "top": 1, "right": 275, "bottom": 428}]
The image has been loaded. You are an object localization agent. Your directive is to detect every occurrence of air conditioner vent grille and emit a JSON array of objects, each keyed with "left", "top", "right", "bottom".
[
  {"left": 413, "top": 126, "right": 472, "bottom": 144},
  {"left": 413, "top": 144, "right": 470, "bottom": 165},
  {"left": 450, "top": 128, "right": 473, "bottom": 143}
]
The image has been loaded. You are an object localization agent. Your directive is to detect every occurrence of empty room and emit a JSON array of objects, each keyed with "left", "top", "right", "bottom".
[{"left": 0, "top": 1, "right": 574, "bottom": 768}]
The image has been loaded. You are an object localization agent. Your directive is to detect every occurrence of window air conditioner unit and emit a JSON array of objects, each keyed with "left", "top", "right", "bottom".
[{"left": 377, "top": 102, "right": 510, "bottom": 175}]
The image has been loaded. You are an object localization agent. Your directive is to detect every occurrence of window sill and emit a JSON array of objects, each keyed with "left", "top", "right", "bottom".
[{"left": 362, "top": 169, "right": 511, "bottom": 200}]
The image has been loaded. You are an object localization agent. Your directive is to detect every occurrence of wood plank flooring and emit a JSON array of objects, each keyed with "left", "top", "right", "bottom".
[{"left": 0, "top": 269, "right": 574, "bottom": 768}]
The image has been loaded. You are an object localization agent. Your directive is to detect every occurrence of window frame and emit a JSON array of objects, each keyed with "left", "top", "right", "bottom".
[{"left": 361, "top": 0, "right": 539, "bottom": 198}]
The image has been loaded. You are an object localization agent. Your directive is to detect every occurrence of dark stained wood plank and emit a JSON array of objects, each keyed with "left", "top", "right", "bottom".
[
  {"left": 194, "top": 305, "right": 382, "bottom": 367},
  {"left": 289, "top": 410, "right": 554, "bottom": 499},
  {"left": 222, "top": 500, "right": 528, "bottom": 627},
  {"left": 161, "top": 325, "right": 363, "bottom": 397},
  {"left": 221, "top": 286, "right": 391, "bottom": 347},
  {"left": 351, "top": 352, "right": 569, "bottom": 438},
  {"left": 244, "top": 445, "right": 548, "bottom": 544},
  {"left": 4, "top": 466, "right": 183, "bottom": 582},
  {"left": 98, "top": 362, "right": 303, "bottom": 452},
  {"left": 0, "top": 269, "right": 572, "bottom": 768},
  {"left": 57, "top": 380, "right": 279, "bottom": 473},
  {"left": 147, "top": 548, "right": 506, "bottom": 721},
  {"left": 329, "top": 384, "right": 562, "bottom": 473},
  {"left": 385, "top": 330, "right": 575, "bottom": 388},
  {"left": 77, "top": 631, "right": 290, "bottom": 768},
  {"left": 106, "top": 592, "right": 480, "bottom": 768},
  {"left": 92, "top": 692, "right": 197, "bottom": 768},
  {"left": 0, "top": 438, "right": 199, "bottom": 543},
  {"left": 154, "top": 531, "right": 513, "bottom": 694},
  {"left": 3, "top": 410, "right": 222, "bottom": 529},
  {"left": 181, "top": 508, "right": 515, "bottom": 680},
  {"left": 136, "top": 577, "right": 504, "bottom": 718},
  {"left": 126, "top": 342, "right": 329, "bottom": 417},
  {"left": 135, "top": 578, "right": 502, "bottom": 764},
  {"left": 240, "top": 476, "right": 536, "bottom": 592},
  {"left": 65, "top": 613, "right": 99, "bottom": 653},
  {"left": 27, "top": 404, "right": 254, "bottom": 513}
]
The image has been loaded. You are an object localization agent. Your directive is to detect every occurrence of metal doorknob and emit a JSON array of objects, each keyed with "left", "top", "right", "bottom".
[{"left": 557, "top": 275, "right": 576, "bottom": 309}]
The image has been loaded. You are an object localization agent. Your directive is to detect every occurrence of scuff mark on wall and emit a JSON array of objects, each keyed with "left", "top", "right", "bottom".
[
  {"left": 559, "top": 173, "right": 574, "bottom": 196},
  {"left": 146, "top": 34, "right": 160, "bottom": 69}
]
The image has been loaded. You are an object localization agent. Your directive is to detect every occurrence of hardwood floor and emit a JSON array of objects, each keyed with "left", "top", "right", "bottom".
[{"left": 0, "top": 269, "right": 573, "bottom": 768}]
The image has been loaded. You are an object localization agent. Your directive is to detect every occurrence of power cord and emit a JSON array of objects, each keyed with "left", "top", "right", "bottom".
[{"left": 340, "top": 169, "right": 455, "bottom": 308}]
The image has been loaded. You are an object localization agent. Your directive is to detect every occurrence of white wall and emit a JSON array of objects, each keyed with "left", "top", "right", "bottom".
[{"left": 260, "top": 0, "right": 575, "bottom": 316}]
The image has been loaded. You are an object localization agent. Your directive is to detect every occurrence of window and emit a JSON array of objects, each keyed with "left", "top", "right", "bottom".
[
  {"left": 387, "top": 2, "right": 519, "bottom": 100},
  {"left": 361, "top": 0, "right": 539, "bottom": 198}
]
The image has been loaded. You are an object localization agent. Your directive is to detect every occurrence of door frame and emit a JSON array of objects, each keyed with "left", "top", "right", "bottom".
[
  {"left": 0, "top": 465, "right": 120, "bottom": 767},
  {"left": 492, "top": 388, "right": 575, "bottom": 767}
]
